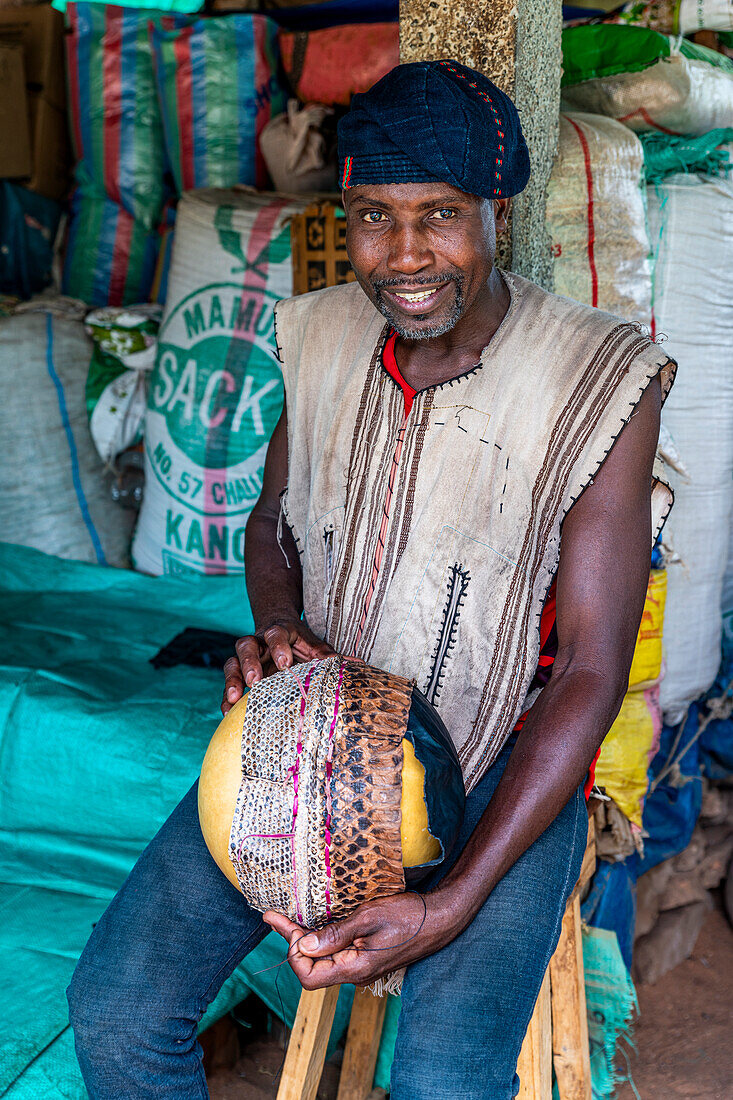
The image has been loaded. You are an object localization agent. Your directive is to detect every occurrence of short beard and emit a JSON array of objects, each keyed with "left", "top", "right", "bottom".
[{"left": 370, "top": 274, "right": 465, "bottom": 340}]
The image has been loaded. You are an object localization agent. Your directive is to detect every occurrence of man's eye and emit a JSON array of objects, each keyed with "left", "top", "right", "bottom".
[
  {"left": 362, "top": 211, "right": 388, "bottom": 224},
  {"left": 432, "top": 209, "right": 456, "bottom": 220}
]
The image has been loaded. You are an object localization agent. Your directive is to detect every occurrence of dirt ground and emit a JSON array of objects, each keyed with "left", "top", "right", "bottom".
[
  {"left": 615, "top": 905, "right": 733, "bottom": 1100},
  {"left": 208, "top": 906, "right": 732, "bottom": 1100}
]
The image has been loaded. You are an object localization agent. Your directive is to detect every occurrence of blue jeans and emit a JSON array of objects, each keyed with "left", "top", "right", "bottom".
[{"left": 67, "top": 736, "right": 586, "bottom": 1099}]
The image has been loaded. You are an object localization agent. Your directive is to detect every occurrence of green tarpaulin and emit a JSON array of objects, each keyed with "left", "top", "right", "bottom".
[{"left": 0, "top": 543, "right": 357, "bottom": 1097}]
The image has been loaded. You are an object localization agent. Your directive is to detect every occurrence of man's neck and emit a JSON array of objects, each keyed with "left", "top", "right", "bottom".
[{"left": 394, "top": 268, "right": 511, "bottom": 391}]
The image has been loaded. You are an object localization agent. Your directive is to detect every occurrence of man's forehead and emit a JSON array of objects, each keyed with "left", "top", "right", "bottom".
[{"left": 344, "top": 182, "right": 482, "bottom": 210}]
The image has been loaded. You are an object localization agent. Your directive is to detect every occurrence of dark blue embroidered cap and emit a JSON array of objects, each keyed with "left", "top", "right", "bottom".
[{"left": 337, "top": 59, "right": 530, "bottom": 199}]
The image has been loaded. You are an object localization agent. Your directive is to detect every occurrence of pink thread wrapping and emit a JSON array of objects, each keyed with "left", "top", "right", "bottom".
[
  {"left": 289, "top": 666, "right": 314, "bottom": 923},
  {"left": 323, "top": 661, "right": 345, "bottom": 920}
]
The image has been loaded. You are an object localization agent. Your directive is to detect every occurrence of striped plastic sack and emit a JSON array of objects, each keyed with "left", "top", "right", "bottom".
[
  {"left": 62, "top": 191, "right": 160, "bottom": 307},
  {"left": 65, "top": 2, "right": 168, "bottom": 229},
  {"left": 151, "top": 14, "right": 287, "bottom": 194},
  {"left": 150, "top": 203, "right": 177, "bottom": 306}
]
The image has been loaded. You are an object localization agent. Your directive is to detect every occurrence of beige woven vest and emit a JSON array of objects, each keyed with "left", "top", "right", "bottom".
[{"left": 275, "top": 275, "right": 676, "bottom": 792}]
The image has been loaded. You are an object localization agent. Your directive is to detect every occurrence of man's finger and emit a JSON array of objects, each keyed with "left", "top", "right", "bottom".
[
  {"left": 261, "top": 624, "right": 296, "bottom": 671},
  {"left": 223, "top": 655, "right": 244, "bottom": 700},
  {"left": 263, "top": 910, "right": 303, "bottom": 943},
  {"left": 298, "top": 915, "right": 366, "bottom": 958},
  {"left": 235, "top": 636, "right": 266, "bottom": 687},
  {"left": 291, "top": 627, "right": 336, "bottom": 663}
]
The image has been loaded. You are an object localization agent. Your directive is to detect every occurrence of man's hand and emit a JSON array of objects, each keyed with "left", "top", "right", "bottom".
[
  {"left": 264, "top": 892, "right": 456, "bottom": 990},
  {"left": 222, "top": 621, "right": 334, "bottom": 715}
]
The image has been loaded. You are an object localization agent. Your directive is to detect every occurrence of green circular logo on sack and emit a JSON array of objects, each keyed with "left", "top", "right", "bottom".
[{"left": 151, "top": 284, "right": 283, "bottom": 469}]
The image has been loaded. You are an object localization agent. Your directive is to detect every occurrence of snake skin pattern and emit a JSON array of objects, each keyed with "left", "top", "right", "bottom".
[{"left": 228, "top": 655, "right": 412, "bottom": 928}]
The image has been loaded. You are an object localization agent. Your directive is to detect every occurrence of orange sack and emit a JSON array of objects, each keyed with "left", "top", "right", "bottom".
[{"left": 279, "top": 22, "right": 399, "bottom": 107}]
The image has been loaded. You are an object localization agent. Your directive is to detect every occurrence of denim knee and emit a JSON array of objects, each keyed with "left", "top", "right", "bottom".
[{"left": 67, "top": 956, "right": 130, "bottom": 1061}]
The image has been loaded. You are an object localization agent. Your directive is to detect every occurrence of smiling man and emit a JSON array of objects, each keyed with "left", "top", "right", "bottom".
[{"left": 68, "top": 62, "right": 676, "bottom": 1099}]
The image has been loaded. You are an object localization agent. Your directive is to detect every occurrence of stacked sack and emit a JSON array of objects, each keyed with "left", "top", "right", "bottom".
[
  {"left": 648, "top": 171, "right": 733, "bottom": 723},
  {"left": 559, "top": 21, "right": 733, "bottom": 730},
  {"left": 63, "top": 5, "right": 288, "bottom": 306},
  {"left": 63, "top": 4, "right": 169, "bottom": 305},
  {"left": 0, "top": 311, "right": 135, "bottom": 567},
  {"left": 546, "top": 111, "right": 652, "bottom": 324},
  {"left": 150, "top": 14, "right": 286, "bottom": 193},
  {"left": 600, "top": 1, "right": 733, "bottom": 36},
  {"left": 594, "top": 570, "right": 667, "bottom": 848},
  {"left": 561, "top": 24, "right": 733, "bottom": 135},
  {"left": 132, "top": 188, "right": 310, "bottom": 576}
]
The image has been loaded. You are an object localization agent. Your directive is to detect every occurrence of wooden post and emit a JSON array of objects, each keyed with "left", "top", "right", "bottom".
[
  {"left": 336, "top": 988, "right": 388, "bottom": 1100},
  {"left": 516, "top": 969, "right": 553, "bottom": 1100},
  {"left": 399, "top": 0, "right": 562, "bottom": 289},
  {"left": 276, "top": 986, "right": 340, "bottom": 1100},
  {"left": 550, "top": 893, "right": 592, "bottom": 1100}
]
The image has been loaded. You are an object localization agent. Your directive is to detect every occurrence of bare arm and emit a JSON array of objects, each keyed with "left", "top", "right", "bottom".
[
  {"left": 222, "top": 406, "right": 333, "bottom": 714},
  {"left": 267, "top": 376, "right": 662, "bottom": 987}
]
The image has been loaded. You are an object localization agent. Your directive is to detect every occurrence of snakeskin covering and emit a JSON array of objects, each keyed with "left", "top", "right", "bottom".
[{"left": 228, "top": 655, "right": 412, "bottom": 928}]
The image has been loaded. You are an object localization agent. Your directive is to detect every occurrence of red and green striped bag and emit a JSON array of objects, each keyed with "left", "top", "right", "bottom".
[
  {"left": 62, "top": 192, "right": 160, "bottom": 307},
  {"left": 65, "top": 2, "right": 170, "bottom": 229},
  {"left": 151, "top": 14, "right": 287, "bottom": 194}
]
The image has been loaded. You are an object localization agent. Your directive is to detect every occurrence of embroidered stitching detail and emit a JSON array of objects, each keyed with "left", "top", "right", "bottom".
[
  {"left": 341, "top": 155, "right": 354, "bottom": 188},
  {"left": 438, "top": 61, "right": 505, "bottom": 197},
  {"left": 422, "top": 563, "right": 471, "bottom": 706}
]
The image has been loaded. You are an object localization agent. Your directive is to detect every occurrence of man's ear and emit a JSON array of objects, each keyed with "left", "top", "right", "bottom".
[{"left": 494, "top": 198, "right": 511, "bottom": 234}]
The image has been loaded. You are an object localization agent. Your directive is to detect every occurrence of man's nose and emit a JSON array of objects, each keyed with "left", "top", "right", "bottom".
[{"left": 387, "top": 225, "right": 433, "bottom": 275}]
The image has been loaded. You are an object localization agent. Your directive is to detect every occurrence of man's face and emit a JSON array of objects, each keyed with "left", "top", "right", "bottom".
[{"left": 343, "top": 183, "right": 508, "bottom": 340}]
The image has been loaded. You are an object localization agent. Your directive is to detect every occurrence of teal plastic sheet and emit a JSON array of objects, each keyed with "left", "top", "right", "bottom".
[
  {"left": 0, "top": 543, "right": 357, "bottom": 1096},
  {"left": 53, "top": 0, "right": 202, "bottom": 15}
]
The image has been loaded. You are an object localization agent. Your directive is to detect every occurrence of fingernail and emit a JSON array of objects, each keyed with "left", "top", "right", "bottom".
[
  {"left": 228, "top": 688, "right": 237, "bottom": 701},
  {"left": 300, "top": 934, "right": 317, "bottom": 951},
  {"left": 245, "top": 672, "right": 254, "bottom": 685},
  {"left": 277, "top": 656, "right": 287, "bottom": 669}
]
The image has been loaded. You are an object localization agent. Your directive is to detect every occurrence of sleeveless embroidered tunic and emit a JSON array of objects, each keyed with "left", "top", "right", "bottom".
[{"left": 275, "top": 274, "right": 676, "bottom": 792}]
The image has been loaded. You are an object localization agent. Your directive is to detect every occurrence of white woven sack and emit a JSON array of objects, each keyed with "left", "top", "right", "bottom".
[
  {"left": 562, "top": 52, "right": 733, "bottom": 136},
  {"left": 610, "top": 1, "right": 733, "bottom": 34},
  {"left": 647, "top": 175, "right": 733, "bottom": 722},
  {"left": 678, "top": 0, "right": 733, "bottom": 34},
  {"left": 0, "top": 313, "right": 135, "bottom": 567},
  {"left": 547, "top": 113, "right": 652, "bottom": 324},
  {"left": 132, "top": 188, "right": 310, "bottom": 576}
]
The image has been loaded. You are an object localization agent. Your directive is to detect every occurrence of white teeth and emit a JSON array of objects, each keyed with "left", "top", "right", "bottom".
[{"left": 395, "top": 288, "right": 437, "bottom": 303}]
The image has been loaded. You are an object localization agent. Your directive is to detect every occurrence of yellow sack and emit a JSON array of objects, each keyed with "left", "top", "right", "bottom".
[
  {"left": 595, "top": 686, "right": 662, "bottom": 827},
  {"left": 628, "top": 569, "right": 666, "bottom": 690}
]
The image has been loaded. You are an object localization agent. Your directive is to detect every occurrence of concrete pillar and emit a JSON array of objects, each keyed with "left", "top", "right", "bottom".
[{"left": 400, "top": 0, "right": 561, "bottom": 290}]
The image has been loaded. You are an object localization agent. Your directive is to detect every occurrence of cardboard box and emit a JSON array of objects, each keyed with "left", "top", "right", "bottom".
[
  {"left": 27, "top": 90, "right": 70, "bottom": 199},
  {"left": 0, "top": 5, "right": 70, "bottom": 200},
  {"left": 0, "top": 6, "right": 66, "bottom": 110},
  {"left": 0, "top": 44, "right": 31, "bottom": 179},
  {"left": 290, "top": 201, "right": 356, "bottom": 296}
]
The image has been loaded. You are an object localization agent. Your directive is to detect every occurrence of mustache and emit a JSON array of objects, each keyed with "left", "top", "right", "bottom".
[{"left": 370, "top": 274, "right": 463, "bottom": 291}]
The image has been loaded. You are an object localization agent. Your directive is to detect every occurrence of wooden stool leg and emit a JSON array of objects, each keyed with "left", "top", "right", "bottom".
[
  {"left": 549, "top": 893, "right": 592, "bottom": 1100},
  {"left": 516, "top": 969, "right": 552, "bottom": 1100},
  {"left": 277, "top": 986, "right": 341, "bottom": 1100},
  {"left": 336, "top": 987, "right": 388, "bottom": 1100}
]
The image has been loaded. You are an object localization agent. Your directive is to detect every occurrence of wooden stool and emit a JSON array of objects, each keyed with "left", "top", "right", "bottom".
[{"left": 276, "top": 819, "right": 596, "bottom": 1100}]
